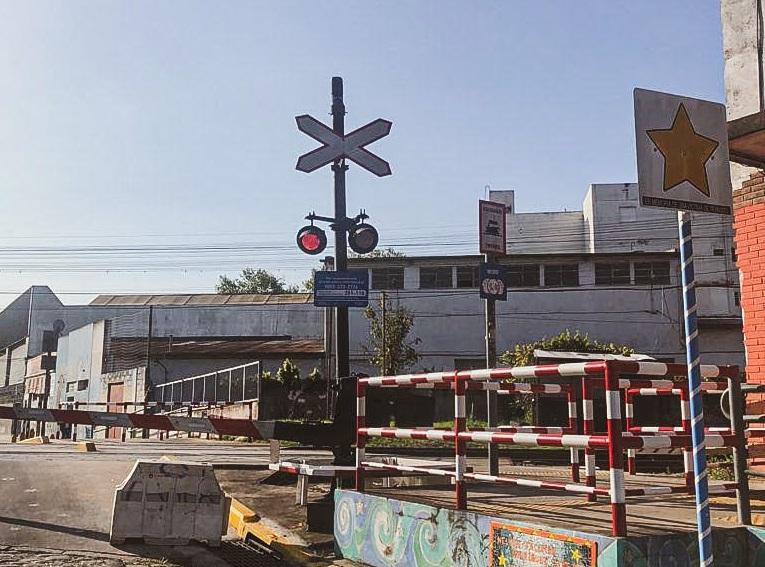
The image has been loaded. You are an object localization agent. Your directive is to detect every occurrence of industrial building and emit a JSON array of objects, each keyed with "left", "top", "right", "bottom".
[{"left": 348, "top": 184, "right": 744, "bottom": 373}]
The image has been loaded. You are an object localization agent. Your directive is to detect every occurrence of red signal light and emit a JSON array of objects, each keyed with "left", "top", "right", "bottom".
[{"left": 297, "top": 225, "right": 327, "bottom": 255}]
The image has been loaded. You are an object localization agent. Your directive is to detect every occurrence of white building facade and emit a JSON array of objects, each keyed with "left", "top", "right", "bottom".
[{"left": 347, "top": 184, "right": 743, "bottom": 373}]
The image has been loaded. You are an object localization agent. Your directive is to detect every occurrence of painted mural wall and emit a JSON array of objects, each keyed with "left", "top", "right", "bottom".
[{"left": 334, "top": 489, "right": 765, "bottom": 567}]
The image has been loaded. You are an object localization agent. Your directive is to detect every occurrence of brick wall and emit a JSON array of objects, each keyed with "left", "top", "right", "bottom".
[{"left": 733, "top": 171, "right": 765, "bottom": 433}]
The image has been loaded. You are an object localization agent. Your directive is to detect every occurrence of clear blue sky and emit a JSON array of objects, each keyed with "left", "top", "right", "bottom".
[{"left": 0, "top": 1, "right": 726, "bottom": 306}]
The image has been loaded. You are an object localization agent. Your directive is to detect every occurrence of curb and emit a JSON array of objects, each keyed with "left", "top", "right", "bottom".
[
  {"left": 18, "top": 436, "right": 50, "bottom": 445},
  {"left": 227, "top": 497, "right": 318, "bottom": 565}
]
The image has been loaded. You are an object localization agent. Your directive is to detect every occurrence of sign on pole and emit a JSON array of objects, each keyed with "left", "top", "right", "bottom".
[
  {"left": 634, "top": 87, "right": 732, "bottom": 567},
  {"left": 634, "top": 88, "right": 732, "bottom": 215},
  {"left": 479, "top": 200, "right": 507, "bottom": 255},
  {"left": 296, "top": 114, "right": 392, "bottom": 177},
  {"left": 479, "top": 263, "right": 507, "bottom": 301},
  {"left": 313, "top": 270, "right": 369, "bottom": 308}
]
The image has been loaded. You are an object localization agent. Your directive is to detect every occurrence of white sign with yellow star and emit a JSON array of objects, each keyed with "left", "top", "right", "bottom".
[{"left": 634, "top": 88, "right": 732, "bottom": 215}]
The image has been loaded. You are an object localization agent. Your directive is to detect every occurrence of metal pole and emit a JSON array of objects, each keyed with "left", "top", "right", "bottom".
[
  {"left": 454, "top": 372, "right": 467, "bottom": 509},
  {"left": 145, "top": 306, "right": 153, "bottom": 389},
  {"left": 381, "top": 291, "right": 387, "bottom": 375},
  {"left": 484, "top": 254, "right": 499, "bottom": 476},
  {"left": 727, "top": 375, "right": 751, "bottom": 525},
  {"left": 604, "top": 362, "right": 626, "bottom": 537},
  {"left": 678, "top": 211, "right": 713, "bottom": 566},
  {"left": 355, "top": 379, "right": 366, "bottom": 491},
  {"left": 143, "top": 306, "right": 153, "bottom": 439},
  {"left": 331, "top": 76, "right": 350, "bottom": 380}
]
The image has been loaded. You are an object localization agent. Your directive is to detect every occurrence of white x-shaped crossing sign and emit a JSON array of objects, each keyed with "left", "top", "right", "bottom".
[{"left": 295, "top": 114, "right": 392, "bottom": 177}]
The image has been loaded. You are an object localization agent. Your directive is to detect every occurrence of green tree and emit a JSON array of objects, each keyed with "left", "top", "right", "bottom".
[
  {"left": 275, "top": 358, "right": 301, "bottom": 391},
  {"left": 349, "top": 247, "right": 405, "bottom": 259},
  {"left": 363, "top": 296, "right": 421, "bottom": 375},
  {"left": 216, "top": 268, "right": 300, "bottom": 294},
  {"left": 302, "top": 269, "right": 317, "bottom": 292}
]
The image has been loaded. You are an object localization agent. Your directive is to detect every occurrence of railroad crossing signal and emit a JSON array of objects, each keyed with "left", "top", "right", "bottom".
[
  {"left": 295, "top": 114, "right": 392, "bottom": 177},
  {"left": 348, "top": 223, "right": 379, "bottom": 255},
  {"left": 296, "top": 225, "right": 327, "bottom": 255}
]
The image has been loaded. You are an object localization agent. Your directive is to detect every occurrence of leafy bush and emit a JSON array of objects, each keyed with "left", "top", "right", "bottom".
[
  {"left": 500, "top": 329, "right": 634, "bottom": 367},
  {"left": 498, "top": 329, "right": 634, "bottom": 423}
]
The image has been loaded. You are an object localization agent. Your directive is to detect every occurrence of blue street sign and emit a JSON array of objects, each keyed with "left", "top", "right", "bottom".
[
  {"left": 314, "top": 270, "right": 370, "bottom": 307},
  {"left": 480, "top": 263, "right": 507, "bottom": 301}
]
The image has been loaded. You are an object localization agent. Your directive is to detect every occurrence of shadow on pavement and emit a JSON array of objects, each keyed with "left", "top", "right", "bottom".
[{"left": 0, "top": 515, "right": 110, "bottom": 542}]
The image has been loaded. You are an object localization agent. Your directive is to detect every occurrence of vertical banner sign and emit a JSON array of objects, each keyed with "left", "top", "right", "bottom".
[
  {"left": 479, "top": 200, "right": 507, "bottom": 255},
  {"left": 634, "top": 88, "right": 732, "bottom": 567}
]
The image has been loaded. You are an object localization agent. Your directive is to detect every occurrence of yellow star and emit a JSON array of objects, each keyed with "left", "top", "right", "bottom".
[
  {"left": 572, "top": 548, "right": 582, "bottom": 562},
  {"left": 498, "top": 553, "right": 507, "bottom": 566},
  {"left": 646, "top": 103, "right": 719, "bottom": 197}
]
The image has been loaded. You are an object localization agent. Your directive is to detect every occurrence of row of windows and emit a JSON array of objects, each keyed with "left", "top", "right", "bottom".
[{"left": 370, "top": 261, "right": 672, "bottom": 290}]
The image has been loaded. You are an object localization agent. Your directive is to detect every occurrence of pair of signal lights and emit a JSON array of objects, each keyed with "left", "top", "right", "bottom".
[{"left": 296, "top": 223, "right": 379, "bottom": 256}]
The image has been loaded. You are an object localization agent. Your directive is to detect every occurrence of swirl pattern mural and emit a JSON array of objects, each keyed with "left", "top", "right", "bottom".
[{"left": 334, "top": 490, "right": 765, "bottom": 567}]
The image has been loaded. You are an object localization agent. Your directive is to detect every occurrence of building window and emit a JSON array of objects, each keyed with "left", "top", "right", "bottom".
[
  {"left": 419, "top": 266, "right": 453, "bottom": 289},
  {"left": 544, "top": 264, "right": 579, "bottom": 287},
  {"left": 734, "top": 291, "right": 741, "bottom": 307},
  {"left": 732, "top": 247, "right": 738, "bottom": 262},
  {"left": 507, "top": 264, "right": 540, "bottom": 287},
  {"left": 456, "top": 266, "right": 479, "bottom": 288},
  {"left": 713, "top": 248, "right": 725, "bottom": 257},
  {"left": 619, "top": 206, "right": 637, "bottom": 222},
  {"left": 77, "top": 379, "right": 89, "bottom": 391},
  {"left": 371, "top": 268, "right": 404, "bottom": 290},
  {"left": 634, "top": 261, "right": 671, "bottom": 285},
  {"left": 66, "top": 382, "right": 76, "bottom": 394},
  {"left": 595, "top": 262, "right": 631, "bottom": 286}
]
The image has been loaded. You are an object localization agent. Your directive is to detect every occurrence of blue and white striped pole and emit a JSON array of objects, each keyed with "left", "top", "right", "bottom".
[{"left": 678, "top": 210, "right": 713, "bottom": 566}]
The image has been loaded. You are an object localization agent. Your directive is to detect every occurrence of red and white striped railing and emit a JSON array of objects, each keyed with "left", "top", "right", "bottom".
[{"left": 355, "top": 360, "right": 743, "bottom": 538}]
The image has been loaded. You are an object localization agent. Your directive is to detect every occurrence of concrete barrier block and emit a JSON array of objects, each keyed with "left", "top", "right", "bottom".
[
  {"left": 77, "top": 441, "right": 97, "bottom": 452},
  {"left": 110, "top": 460, "right": 230, "bottom": 547}
]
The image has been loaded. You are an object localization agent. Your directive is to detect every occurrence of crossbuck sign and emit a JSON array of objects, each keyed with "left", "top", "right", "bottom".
[{"left": 295, "top": 114, "right": 392, "bottom": 176}]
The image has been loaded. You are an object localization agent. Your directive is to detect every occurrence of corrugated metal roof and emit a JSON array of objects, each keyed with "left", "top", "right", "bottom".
[
  {"left": 148, "top": 337, "right": 324, "bottom": 358},
  {"left": 102, "top": 336, "right": 323, "bottom": 359},
  {"left": 90, "top": 293, "right": 313, "bottom": 306}
]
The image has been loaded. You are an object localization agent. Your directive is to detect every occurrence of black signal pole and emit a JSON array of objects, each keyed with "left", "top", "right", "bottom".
[
  {"left": 485, "top": 252, "right": 499, "bottom": 476},
  {"left": 331, "top": 77, "right": 351, "bottom": 379}
]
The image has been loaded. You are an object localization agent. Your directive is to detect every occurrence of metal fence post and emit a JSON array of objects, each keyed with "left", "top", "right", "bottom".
[
  {"left": 604, "top": 362, "right": 626, "bottom": 537},
  {"left": 355, "top": 379, "right": 366, "bottom": 492},
  {"left": 582, "top": 377, "right": 596, "bottom": 502},
  {"left": 454, "top": 371, "right": 467, "bottom": 510},
  {"left": 728, "top": 376, "right": 751, "bottom": 525}
]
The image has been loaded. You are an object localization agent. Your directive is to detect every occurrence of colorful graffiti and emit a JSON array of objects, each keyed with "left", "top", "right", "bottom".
[
  {"left": 334, "top": 490, "right": 612, "bottom": 566},
  {"left": 334, "top": 490, "right": 765, "bottom": 567}
]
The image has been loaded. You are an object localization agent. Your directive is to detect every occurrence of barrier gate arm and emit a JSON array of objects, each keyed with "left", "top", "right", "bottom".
[{"left": 0, "top": 405, "right": 350, "bottom": 449}]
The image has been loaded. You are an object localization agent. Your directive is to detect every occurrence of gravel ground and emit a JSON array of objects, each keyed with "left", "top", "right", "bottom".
[{"left": 0, "top": 546, "right": 218, "bottom": 567}]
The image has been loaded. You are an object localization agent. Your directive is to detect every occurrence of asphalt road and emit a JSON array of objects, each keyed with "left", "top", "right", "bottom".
[{"left": 0, "top": 439, "right": 330, "bottom": 566}]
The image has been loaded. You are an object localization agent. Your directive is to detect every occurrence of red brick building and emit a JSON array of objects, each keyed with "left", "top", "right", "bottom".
[
  {"left": 733, "top": 172, "right": 765, "bottom": 421},
  {"left": 723, "top": 1, "right": 765, "bottom": 422}
]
